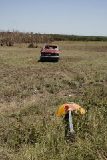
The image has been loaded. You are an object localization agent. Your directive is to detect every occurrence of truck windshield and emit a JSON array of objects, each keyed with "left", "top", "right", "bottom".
[{"left": 45, "top": 45, "right": 58, "bottom": 49}]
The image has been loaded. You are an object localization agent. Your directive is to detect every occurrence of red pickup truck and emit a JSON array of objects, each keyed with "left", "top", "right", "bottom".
[{"left": 40, "top": 44, "right": 60, "bottom": 62}]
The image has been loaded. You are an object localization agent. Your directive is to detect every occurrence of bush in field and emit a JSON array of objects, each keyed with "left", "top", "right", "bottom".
[
  {"left": 0, "top": 38, "right": 14, "bottom": 46},
  {"left": 6, "top": 40, "right": 14, "bottom": 46},
  {"left": 28, "top": 43, "right": 38, "bottom": 48}
]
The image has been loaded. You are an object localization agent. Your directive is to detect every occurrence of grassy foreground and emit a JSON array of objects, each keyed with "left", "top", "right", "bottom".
[{"left": 0, "top": 41, "right": 107, "bottom": 160}]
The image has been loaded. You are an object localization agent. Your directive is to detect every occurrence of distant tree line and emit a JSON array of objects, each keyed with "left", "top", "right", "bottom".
[
  {"left": 0, "top": 31, "right": 107, "bottom": 47},
  {"left": 51, "top": 34, "right": 107, "bottom": 41}
]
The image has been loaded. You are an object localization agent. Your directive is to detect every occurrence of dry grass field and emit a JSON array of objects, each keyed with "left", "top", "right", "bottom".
[{"left": 0, "top": 41, "right": 107, "bottom": 160}]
